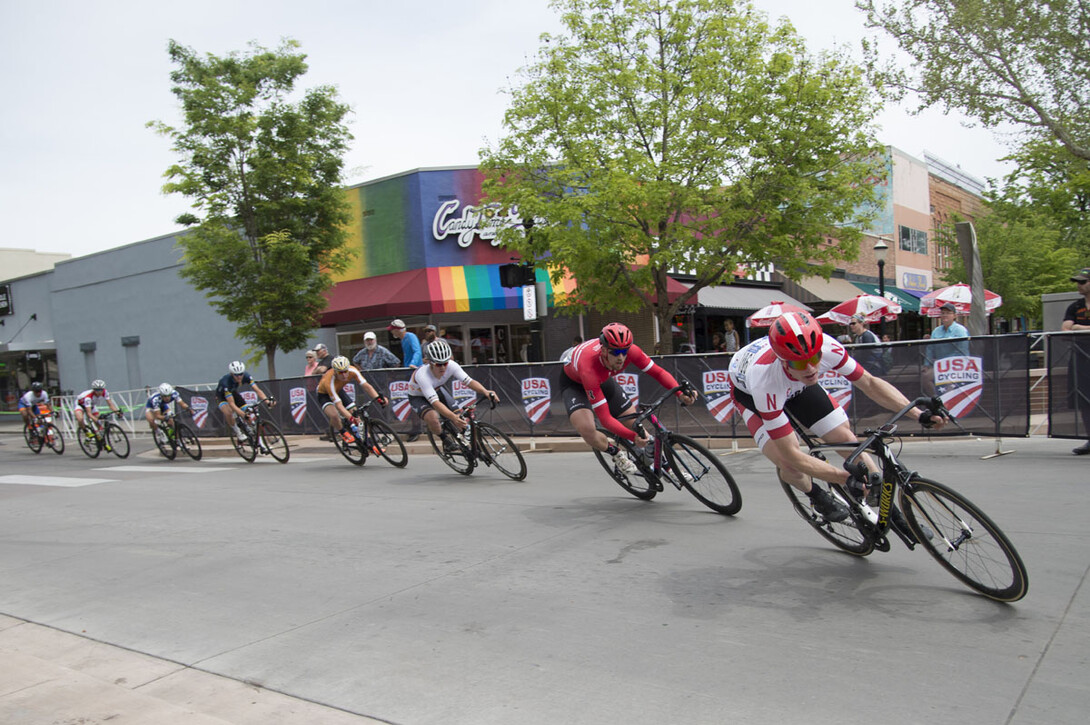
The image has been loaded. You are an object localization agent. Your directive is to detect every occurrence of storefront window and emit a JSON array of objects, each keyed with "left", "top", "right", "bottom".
[{"left": 469, "top": 327, "right": 494, "bottom": 365}]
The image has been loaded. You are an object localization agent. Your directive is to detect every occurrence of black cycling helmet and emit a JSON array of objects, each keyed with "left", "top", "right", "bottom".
[{"left": 31, "top": 381, "right": 43, "bottom": 392}]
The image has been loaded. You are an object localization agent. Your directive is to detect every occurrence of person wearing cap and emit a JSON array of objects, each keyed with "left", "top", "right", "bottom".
[
  {"left": 421, "top": 324, "right": 438, "bottom": 347},
  {"left": 352, "top": 331, "right": 401, "bottom": 371},
  {"left": 926, "top": 302, "right": 970, "bottom": 363},
  {"left": 389, "top": 319, "right": 424, "bottom": 440},
  {"left": 1061, "top": 267, "right": 1090, "bottom": 454},
  {"left": 313, "top": 343, "right": 333, "bottom": 376},
  {"left": 847, "top": 314, "right": 886, "bottom": 376}
]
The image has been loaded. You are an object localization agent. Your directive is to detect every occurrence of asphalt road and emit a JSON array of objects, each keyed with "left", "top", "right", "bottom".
[{"left": 0, "top": 433, "right": 1087, "bottom": 724}]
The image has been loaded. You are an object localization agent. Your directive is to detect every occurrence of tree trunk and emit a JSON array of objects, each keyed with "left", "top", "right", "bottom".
[{"left": 265, "top": 343, "right": 277, "bottom": 379}]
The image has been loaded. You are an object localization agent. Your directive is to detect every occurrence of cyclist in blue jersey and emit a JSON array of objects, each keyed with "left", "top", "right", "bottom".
[
  {"left": 145, "top": 382, "right": 193, "bottom": 434},
  {"left": 216, "top": 361, "right": 274, "bottom": 438}
]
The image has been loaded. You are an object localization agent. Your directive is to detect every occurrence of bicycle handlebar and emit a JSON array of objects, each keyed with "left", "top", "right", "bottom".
[
  {"left": 619, "top": 380, "right": 698, "bottom": 429},
  {"left": 841, "top": 395, "right": 958, "bottom": 477}
]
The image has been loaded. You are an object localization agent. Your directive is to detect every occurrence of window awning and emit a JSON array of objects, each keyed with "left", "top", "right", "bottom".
[
  {"left": 682, "top": 283, "right": 811, "bottom": 313},
  {"left": 321, "top": 265, "right": 690, "bottom": 325},
  {"left": 850, "top": 282, "right": 921, "bottom": 313},
  {"left": 792, "top": 275, "right": 868, "bottom": 304}
]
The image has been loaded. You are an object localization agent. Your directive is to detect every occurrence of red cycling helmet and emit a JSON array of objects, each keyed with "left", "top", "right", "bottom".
[
  {"left": 768, "top": 312, "right": 823, "bottom": 361},
  {"left": 600, "top": 322, "right": 633, "bottom": 349}
]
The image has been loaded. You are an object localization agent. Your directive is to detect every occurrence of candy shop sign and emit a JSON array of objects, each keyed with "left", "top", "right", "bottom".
[{"left": 432, "top": 201, "right": 530, "bottom": 249}]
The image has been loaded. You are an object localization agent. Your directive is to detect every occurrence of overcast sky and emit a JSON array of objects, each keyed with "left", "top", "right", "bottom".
[{"left": 1, "top": 0, "right": 1018, "bottom": 261}]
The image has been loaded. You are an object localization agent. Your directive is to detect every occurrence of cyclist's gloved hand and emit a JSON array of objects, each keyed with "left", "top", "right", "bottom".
[
  {"left": 918, "top": 410, "right": 938, "bottom": 428},
  {"left": 375, "top": 394, "right": 388, "bottom": 407},
  {"left": 115, "top": 410, "right": 126, "bottom": 419},
  {"left": 845, "top": 461, "right": 868, "bottom": 484}
]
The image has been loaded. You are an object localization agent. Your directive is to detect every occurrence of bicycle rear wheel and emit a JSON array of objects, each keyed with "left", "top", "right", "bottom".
[
  {"left": 44, "top": 424, "right": 65, "bottom": 454},
  {"left": 104, "top": 423, "right": 130, "bottom": 459},
  {"left": 593, "top": 436, "right": 657, "bottom": 501},
  {"left": 231, "top": 429, "right": 258, "bottom": 462},
  {"left": 476, "top": 422, "right": 527, "bottom": 481},
  {"left": 781, "top": 477, "right": 874, "bottom": 556},
  {"left": 428, "top": 422, "right": 474, "bottom": 475},
  {"left": 78, "top": 428, "right": 102, "bottom": 459},
  {"left": 258, "top": 421, "right": 290, "bottom": 463},
  {"left": 666, "top": 434, "right": 741, "bottom": 515},
  {"left": 899, "top": 477, "right": 1028, "bottom": 602},
  {"left": 24, "top": 425, "right": 44, "bottom": 454},
  {"left": 369, "top": 419, "right": 407, "bottom": 468},
  {"left": 176, "top": 423, "right": 202, "bottom": 461},
  {"left": 154, "top": 425, "right": 176, "bottom": 460}
]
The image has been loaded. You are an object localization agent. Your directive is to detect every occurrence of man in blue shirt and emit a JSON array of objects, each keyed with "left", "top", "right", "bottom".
[
  {"left": 927, "top": 303, "right": 970, "bottom": 362},
  {"left": 389, "top": 319, "right": 424, "bottom": 439}
]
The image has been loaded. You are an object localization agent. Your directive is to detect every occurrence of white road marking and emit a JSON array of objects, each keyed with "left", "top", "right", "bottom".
[
  {"left": 0, "top": 475, "right": 116, "bottom": 488},
  {"left": 94, "top": 466, "right": 235, "bottom": 473}
]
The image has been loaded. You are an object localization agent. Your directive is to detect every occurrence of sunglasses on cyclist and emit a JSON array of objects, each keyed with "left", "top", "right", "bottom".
[
  {"left": 432, "top": 361, "right": 449, "bottom": 368},
  {"left": 607, "top": 347, "right": 630, "bottom": 357},
  {"left": 785, "top": 352, "right": 822, "bottom": 370}
]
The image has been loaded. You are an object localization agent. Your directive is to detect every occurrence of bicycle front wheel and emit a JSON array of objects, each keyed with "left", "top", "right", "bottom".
[
  {"left": 44, "top": 424, "right": 65, "bottom": 455},
  {"left": 428, "top": 423, "right": 474, "bottom": 475},
  {"left": 176, "top": 423, "right": 202, "bottom": 461},
  {"left": 781, "top": 477, "right": 874, "bottom": 556},
  {"left": 258, "top": 421, "right": 290, "bottom": 463},
  {"left": 476, "top": 422, "right": 527, "bottom": 481},
  {"left": 24, "top": 425, "right": 44, "bottom": 454},
  {"left": 104, "top": 423, "right": 130, "bottom": 459},
  {"left": 666, "top": 434, "right": 741, "bottom": 515},
  {"left": 593, "top": 436, "right": 657, "bottom": 501},
  {"left": 231, "top": 429, "right": 258, "bottom": 463},
  {"left": 154, "top": 425, "right": 176, "bottom": 460},
  {"left": 899, "top": 477, "right": 1028, "bottom": 602},
  {"left": 369, "top": 419, "right": 408, "bottom": 468},
  {"left": 78, "top": 428, "right": 102, "bottom": 459},
  {"left": 332, "top": 425, "right": 365, "bottom": 465}
]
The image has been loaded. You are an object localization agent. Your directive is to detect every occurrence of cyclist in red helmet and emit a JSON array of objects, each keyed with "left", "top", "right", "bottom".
[
  {"left": 728, "top": 311, "right": 945, "bottom": 525},
  {"left": 560, "top": 322, "right": 696, "bottom": 475}
]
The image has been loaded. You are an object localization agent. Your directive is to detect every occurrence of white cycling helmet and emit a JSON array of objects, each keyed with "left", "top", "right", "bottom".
[
  {"left": 425, "top": 339, "right": 453, "bottom": 364},
  {"left": 228, "top": 360, "right": 246, "bottom": 375},
  {"left": 158, "top": 383, "right": 175, "bottom": 397},
  {"left": 332, "top": 355, "right": 350, "bottom": 371},
  {"left": 91, "top": 379, "right": 106, "bottom": 390}
]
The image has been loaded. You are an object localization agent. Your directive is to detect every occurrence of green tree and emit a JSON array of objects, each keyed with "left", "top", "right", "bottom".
[
  {"left": 149, "top": 39, "right": 354, "bottom": 377},
  {"left": 936, "top": 211, "right": 1079, "bottom": 324},
  {"left": 480, "top": 0, "right": 885, "bottom": 349},
  {"left": 857, "top": 0, "right": 1090, "bottom": 161}
]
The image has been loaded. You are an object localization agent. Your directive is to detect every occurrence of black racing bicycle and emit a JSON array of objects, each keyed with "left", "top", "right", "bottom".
[
  {"left": 330, "top": 399, "right": 408, "bottom": 468},
  {"left": 782, "top": 396, "right": 1028, "bottom": 602},
  {"left": 153, "top": 411, "right": 202, "bottom": 461},
  {"left": 24, "top": 406, "right": 64, "bottom": 455},
  {"left": 594, "top": 383, "right": 741, "bottom": 515},
  {"left": 230, "top": 399, "right": 289, "bottom": 464},
  {"left": 77, "top": 409, "right": 130, "bottom": 459},
  {"left": 428, "top": 395, "right": 527, "bottom": 481}
]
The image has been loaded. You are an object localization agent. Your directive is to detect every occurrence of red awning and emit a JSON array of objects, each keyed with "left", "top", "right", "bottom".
[{"left": 322, "top": 269, "right": 434, "bottom": 325}]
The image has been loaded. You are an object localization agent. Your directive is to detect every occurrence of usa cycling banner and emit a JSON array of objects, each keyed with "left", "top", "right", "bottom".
[
  {"left": 702, "top": 369, "right": 737, "bottom": 423},
  {"left": 189, "top": 395, "right": 212, "bottom": 430},
  {"left": 289, "top": 386, "right": 308, "bottom": 425},
  {"left": 615, "top": 373, "right": 639, "bottom": 408},
  {"left": 932, "top": 355, "right": 984, "bottom": 418},
  {"left": 817, "top": 371, "right": 853, "bottom": 410},
  {"left": 388, "top": 380, "right": 412, "bottom": 421},
  {"left": 522, "top": 377, "right": 551, "bottom": 424}
]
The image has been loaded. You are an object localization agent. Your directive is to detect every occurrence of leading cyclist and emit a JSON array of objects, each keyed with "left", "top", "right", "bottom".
[
  {"left": 728, "top": 311, "right": 946, "bottom": 525},
  {"left": 560, "top": 322, "right": 696, "bottom": 475}
]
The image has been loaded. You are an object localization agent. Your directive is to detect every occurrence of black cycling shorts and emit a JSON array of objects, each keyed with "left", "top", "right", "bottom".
[
  {"left": 558, "top": 374, "right": 632, "bottom": 419},
  {"left": 318, "top": 389, "right": 353, "bottom": 410}
]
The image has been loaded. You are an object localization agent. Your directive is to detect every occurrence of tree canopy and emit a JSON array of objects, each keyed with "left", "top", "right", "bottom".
[
  {"left": 858, "top": 0, "right": 1090, "bottom": 161},
  {"left": 480, "top": 0, "right": 885, "bottom": 348},
  {"left": 149, "top": 39, "right": 354, "bottom": 376}
]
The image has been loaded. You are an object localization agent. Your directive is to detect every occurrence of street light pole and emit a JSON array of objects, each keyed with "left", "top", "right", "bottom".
[{"left": 873, "top": 237, "right": 889, "bottom": 339}]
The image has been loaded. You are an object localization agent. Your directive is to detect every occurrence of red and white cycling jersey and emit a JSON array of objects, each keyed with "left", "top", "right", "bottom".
[
  {"left": 727, "top": 334, "right": 862, "bottom": 442},
  {"left": 562, "top": 338, "right": 677, "bottom": 441},
  {"left": 75, "top": 388, "right": 110, "bottom": 411}
]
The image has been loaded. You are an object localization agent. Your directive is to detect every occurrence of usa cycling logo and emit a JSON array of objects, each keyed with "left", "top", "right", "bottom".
[
  {"left": 934, "top": 356, "right": 984, "bottom": 417},
  {"left": 190, "top": 396, "right": 210, "bottom": 429},
  {"left": 453, "top": 379, "right": 476, "bottom": 408},
  {"left": 389, "top": 381, "right": 412, "bottom": 421},
  {"left": 290, "top": 387, "right": 307, "bottom": 425},
  {"left": 241, "top": 390, "right": 258, "bottom": 406},
  {"left": 615, "top": 373, "right": 639, "bottom": 408},
  {"left": 702, "top": 370, "right": 737, "bottom": 423},
  {"left": 817, "top": 371, "right": 852, "bottom": 409},
  {"left": 521, "top": 377, "right": 550, "bottom": 423}
]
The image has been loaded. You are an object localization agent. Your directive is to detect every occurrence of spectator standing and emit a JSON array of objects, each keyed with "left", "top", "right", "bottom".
[
  {"left": 927, "top": 303, "right": 970, "bottom": 362},
  {"left": 313, "top": 343, "right": 333, "bottom": 376},
  {"left": 711, "top": 333, "right": 726, "bottom": 352},
  {"left": 722, "top": 319, "right": 740, "bottom": 353},
  {"left": 353, "top": 332, "right": 401, "bottom": 371},
  {"left": 422, "top": 324, "right": 438, "bottom": 347},
  {"left": 304, "top": 350, "right": 319, "bottom": 376},
  {"left": 1061, "top": 267, "right": 1090, "bottom": 455},
  {"left": 390, "top": 319, "right": 424, "bottom": 440},
  {"left": 848, "top": 314, "right": 887, "bottom": 376}
]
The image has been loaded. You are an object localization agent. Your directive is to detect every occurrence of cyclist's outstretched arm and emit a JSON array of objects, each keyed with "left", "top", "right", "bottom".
[{"left": 853, "top": 369, "right": 946, "bottom": 430}]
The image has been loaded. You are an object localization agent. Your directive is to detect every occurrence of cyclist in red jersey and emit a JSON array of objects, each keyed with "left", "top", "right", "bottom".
[{"left": 560, "top": 322, "right": 696, "bottom": 474}]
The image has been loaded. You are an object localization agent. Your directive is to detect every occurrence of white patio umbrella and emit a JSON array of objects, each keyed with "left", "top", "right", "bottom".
[
  {"left": 920, "top": 283, "right": 1002, "bottom": 317},
  {"left": 747, "top": 301, "right": 809, "bottom": 327},
  {"left": 821, "top": 294, "right": 902, "bottom": 325}
]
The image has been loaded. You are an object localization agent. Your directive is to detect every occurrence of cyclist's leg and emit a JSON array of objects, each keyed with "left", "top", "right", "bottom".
[
  {"left": 408, "top": 396, "right": 442, "bottom": 437},
  {"left": 74, "top": 407, "right": 86, "bottom": 431},
  {"left": 217, "top": 397, "right": 236, "bottom": 428},
  {"left": 144, "top": 407, "right": 160, "bottom": 434}
]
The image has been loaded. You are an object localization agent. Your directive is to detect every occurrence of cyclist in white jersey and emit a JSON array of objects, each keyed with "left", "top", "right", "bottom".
[
  {"left": 729, "top": 312, "right": 946, "bottom": 523},
  {"left": 74, "top": 380, "right": 123, "bottom": 432},
  {"left": 406, "top": 339, "right": 499, "bottom": 447}
]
